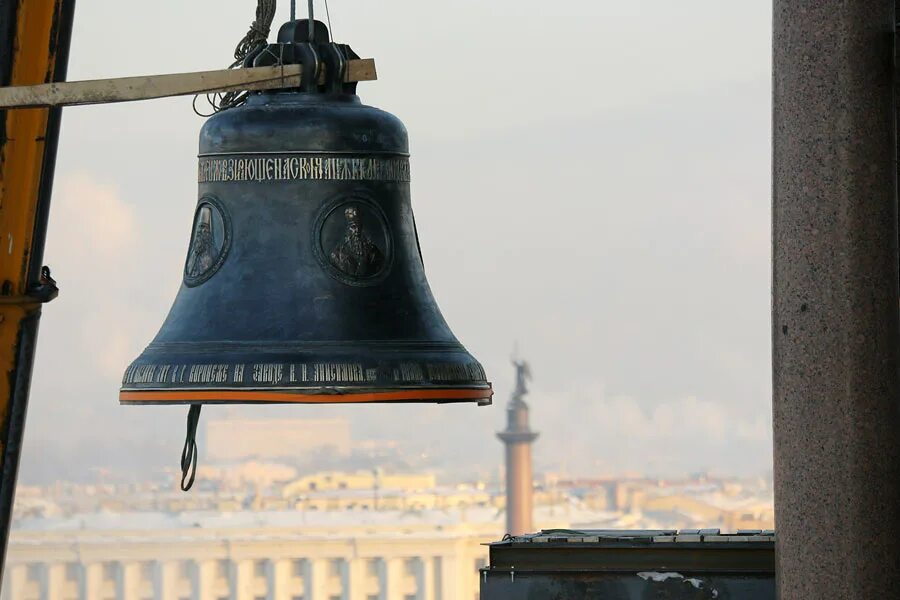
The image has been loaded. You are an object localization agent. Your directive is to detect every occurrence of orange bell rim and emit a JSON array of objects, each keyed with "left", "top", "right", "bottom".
[{"left": 119, "top": 386, "right": 493, "bottom": 406}]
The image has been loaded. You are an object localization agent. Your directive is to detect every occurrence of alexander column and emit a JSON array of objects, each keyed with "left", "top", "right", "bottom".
[{"left": 497, "top": 360, "right": 539, "bottom": 536}]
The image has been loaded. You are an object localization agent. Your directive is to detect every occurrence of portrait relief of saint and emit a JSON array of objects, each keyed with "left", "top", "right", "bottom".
[
  {"left": 329, "top": 205, "right": 385, "bottom": 278},
  {"left": 183, "top": 199, "right": 230, "bottom": 287},
  {"left": 186, "top": 205, "right": 217, "bottom": 278}
]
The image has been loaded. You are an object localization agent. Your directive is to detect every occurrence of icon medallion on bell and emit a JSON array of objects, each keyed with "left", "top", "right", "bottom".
[
  {"left": 314, "top": 195, "right": 392, "bottom": 286},
  {"left": 184, "top": 196, "right": 231, "bottom": 287}
]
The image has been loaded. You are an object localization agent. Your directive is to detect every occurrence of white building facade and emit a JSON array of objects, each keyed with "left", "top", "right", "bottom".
[{"left": 2, "top": 513, "right": 493, "bottom": 600}]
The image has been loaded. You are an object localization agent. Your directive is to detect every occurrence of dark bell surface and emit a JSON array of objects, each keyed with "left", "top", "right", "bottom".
[{"left": 121, "top": 89, "right": 490, "bottom": 404}]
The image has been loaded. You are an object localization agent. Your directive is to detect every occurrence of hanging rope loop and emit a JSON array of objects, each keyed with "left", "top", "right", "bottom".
[
  {"left": 180, "top": 404, "right": 202, "bottom": 491},
  {"left": 193, "top": 0, "right": 338, "bottom": 116},
  {"left": 194, "top": 0, "right": 278, "bottom": 115},
  {"left": 234, "top": 0, "right": 278, "bottom": 65}
]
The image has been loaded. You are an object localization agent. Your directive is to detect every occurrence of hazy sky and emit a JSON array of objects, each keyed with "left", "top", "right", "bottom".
[{"left": 19, "top": 0, "right": 772, "bottom": 483}]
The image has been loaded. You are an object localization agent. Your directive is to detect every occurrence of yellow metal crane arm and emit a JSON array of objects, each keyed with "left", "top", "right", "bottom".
[{"left": 0, "top": 0, "right": 76, "bottom": 578}]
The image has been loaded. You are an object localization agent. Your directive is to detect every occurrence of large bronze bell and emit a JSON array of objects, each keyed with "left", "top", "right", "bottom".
[{"left": 120, "top": 20, "right": 492, "bottom": 409}]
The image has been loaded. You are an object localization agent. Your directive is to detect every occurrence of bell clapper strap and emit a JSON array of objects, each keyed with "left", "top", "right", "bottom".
[{"left": 180, "top": 404, "right": 202, "bottom": 491}]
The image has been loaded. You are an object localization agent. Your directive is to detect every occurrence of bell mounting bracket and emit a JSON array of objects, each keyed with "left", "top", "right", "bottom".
[{"left": 245, "top": 19, "right": 360, "bottom": 95}]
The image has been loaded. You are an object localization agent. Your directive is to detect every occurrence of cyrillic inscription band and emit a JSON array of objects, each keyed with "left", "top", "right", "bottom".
[
  {"left": 198, "top": 155, "right": 411, "bottom": 183},
  {"left": 122, "top": 360, "right": 486, "bottom": 387}
]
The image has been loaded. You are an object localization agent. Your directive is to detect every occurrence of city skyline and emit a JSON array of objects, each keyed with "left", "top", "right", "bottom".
[
  {"left": 5, "top": 460, "right": 775, "bottom": 599},
  {"left": 6, "top": 0, "right": 899, "bottom": 598}
]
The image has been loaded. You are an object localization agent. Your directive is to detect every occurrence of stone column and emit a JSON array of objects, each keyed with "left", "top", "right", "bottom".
[
  {"left": 305, "top": 559, "right": 328, "bottom": 600},
  {"left": 4, "top": 565, "right": 26, "bottom": 600},
  {"left": 773, "top": 1, "right": 900, "bottom": 598},
  {"left": 497, "top": 364, "right": 539, "bottom": 537},
  {"left": 154, "top": 562, "right": 178, "bottom": 600},
  {"left": 193, "top": 561, "right": 216, "bottom": 600},
  {"left": 83, "top": 563, "right": 103, "bottom": 600},
  {"left": 119, "top": 562, "right": 141, "bottom": 600},
  {"left": 437, "top": 554, "right": 457, "bottom": 600},
  {"left": 418, "top": 558, "right": 434, "bottom": 600},
  {"left": 343, "top": 558, "right": 364, "bottom": 600},
  {"left": 384, "top": 558, "right": 404, "bottom": 600},
  {"left": 232, "top": 560, "right": 253, "bottom": 600},
  {"left": 44, "top": 563, "right": 65, "bottom": 600},
  {"left": 268, "top": 559, "right": 291, "bottom": 600}
]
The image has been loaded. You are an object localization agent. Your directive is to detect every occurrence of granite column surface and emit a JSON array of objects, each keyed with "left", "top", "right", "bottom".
[{"left": 773, "top": 1, "right": 900, "bottom": 597}]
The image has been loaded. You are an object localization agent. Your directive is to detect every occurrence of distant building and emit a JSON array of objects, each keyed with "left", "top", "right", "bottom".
[
  {"left": 7, "top": 498, "right": 751, "bottom": 600},
  {"left": 480, "top": 529, "right": 775, "bottom": 598},
  {"left": 2, "top": 510, "right": 499, "bottom": 600},
  {"left": 205, "top": 418, "right": 352, "bottom": 462},
  {"left": 282, "top": 471, "right": 436, "bottom": 496},
  {"left": 198, "top": 461, "right": 298, "bottom": 488},
  {"left": 289, "top": 487, "right": 493, "bottom": 513}
]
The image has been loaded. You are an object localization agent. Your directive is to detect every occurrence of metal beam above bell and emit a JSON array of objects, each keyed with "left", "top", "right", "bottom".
[{"left": 0, "top": 59, "right": 377, "bottom": 109}]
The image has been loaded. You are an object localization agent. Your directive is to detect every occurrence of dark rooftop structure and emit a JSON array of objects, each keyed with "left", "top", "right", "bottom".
[{"left": 480, "top": 529, "right": 775, "bottom": 599}]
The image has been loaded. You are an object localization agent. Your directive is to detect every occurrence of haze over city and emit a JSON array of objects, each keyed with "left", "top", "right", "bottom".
[
  {"left": 0, "top": 2, "right": 780, "bottom": 599},
  {"left": 14, "top": 0, "right": 900, "bottom": 597},
  {"left": 18, "top": 0, "right": 772, "bottom": 485}
]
